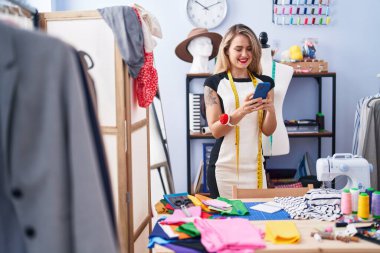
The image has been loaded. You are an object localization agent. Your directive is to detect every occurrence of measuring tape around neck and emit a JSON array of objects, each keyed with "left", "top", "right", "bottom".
[{"left": 226, "top": 70, "right": 264, "bottom": 189}]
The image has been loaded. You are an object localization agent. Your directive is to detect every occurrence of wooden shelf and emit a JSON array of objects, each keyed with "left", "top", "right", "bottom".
[
  {"left": 190, "top": 130, "right": 333, "bottom": 139},
  {"left": 293, "top": 72, "right": 336, "bottom": 77},
  {"left": 190, "top": 132, "right": 213, "bottom": 139},
  {"left": 288, "top": 130, "right": 333, "bottom": 137}
]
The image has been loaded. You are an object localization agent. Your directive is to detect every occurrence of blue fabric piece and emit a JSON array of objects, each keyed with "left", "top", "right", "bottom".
[
  {"left": 147, "top": 237, "right": 171, "bottom": 249},
  {"left": 149, "top": 217, "right": 173, "bottom": 240},
  {"left": 98, "top": 6, "right": 144, "bottom": 78},
  {"left": 212, "top": 202, "right": 291, "bottom": 220}
]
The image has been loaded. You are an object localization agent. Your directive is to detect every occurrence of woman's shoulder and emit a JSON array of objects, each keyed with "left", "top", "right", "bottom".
[{"left": 204, "top": 72, "right": 227, "bottom": 89}]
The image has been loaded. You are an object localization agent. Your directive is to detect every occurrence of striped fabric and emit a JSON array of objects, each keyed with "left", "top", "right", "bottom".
[{"left": 274, "top": 188, "right": 341, "bottom": 221}]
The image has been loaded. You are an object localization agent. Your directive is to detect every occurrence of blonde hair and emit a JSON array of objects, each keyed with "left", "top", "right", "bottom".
[{"left": 214, "top": 24, "right": 262, "bottom": 75}]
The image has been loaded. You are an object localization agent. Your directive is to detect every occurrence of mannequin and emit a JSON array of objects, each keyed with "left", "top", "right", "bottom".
[
  {"left": 187, "top": 36, "right": 213, "bottom": 73},
  {"left": 260, "top": 32, "right": 293, "bottom": 156}
]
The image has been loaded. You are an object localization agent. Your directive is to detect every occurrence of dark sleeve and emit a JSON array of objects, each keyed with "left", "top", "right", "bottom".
[
  {"left": 204, "top": 73, "right": 224, "bottom": 92},
  {"left": 259, "top": 75, "right": 275, "bottom": 90}
]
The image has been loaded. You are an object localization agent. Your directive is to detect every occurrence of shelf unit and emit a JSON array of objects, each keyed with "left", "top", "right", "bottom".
[{"left": 185, "top": 72, "right": 336, "bottom": 193}]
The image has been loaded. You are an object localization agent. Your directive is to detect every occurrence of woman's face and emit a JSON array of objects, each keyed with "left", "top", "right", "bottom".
[{"left": 227, "top": 34, "right": 253, "bottom": 71}]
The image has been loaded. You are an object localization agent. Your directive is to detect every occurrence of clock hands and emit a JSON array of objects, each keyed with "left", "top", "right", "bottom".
[
  {"left": 195, "top": 1, "right": 209, "bottom": 10},
  {"left": 206, "top": 1, "right": 221, "bottom": 9}
]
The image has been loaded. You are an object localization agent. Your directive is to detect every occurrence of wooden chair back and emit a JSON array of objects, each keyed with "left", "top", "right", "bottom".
[{"left": 231, "top": 184, "right": 314, "bottom": 199}]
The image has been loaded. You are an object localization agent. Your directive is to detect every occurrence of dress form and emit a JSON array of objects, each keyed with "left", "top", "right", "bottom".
[
  {"left": 260, "top": 36, "right": 293, "bottom": 156},
  {"left": 187, "top": 36, "right": 213, "bottom": 73}
]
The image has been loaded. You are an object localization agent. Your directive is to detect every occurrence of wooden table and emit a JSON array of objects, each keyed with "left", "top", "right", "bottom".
[{"left": 153, "top": 198, "right": 380, "bottom": 253}]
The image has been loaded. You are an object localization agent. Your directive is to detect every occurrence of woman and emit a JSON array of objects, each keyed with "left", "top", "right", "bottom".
[{"left": 204, "top": 24, "right": 277, "bottom": 198}]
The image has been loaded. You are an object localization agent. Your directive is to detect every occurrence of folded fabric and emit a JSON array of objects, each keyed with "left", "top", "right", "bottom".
[
  {"left": 274, "top": 195, "right": 341, "bottom": 221},
  {"left": 217, "top": 197, "right": 249, "bottom": 216},
  {"left": 194, "top": 218, "right": 265, "bottom": 252},
  {"left": 150, "top": 218, "right": 175, "bottom": 240},
  {"left": 147, "top": 237, "right": 171, "bottom": 249},
  {"left": 188, "top": 195, "right": 212, "bottom": 213},
  {"left": 155, "top": 201, "right": 168, "bottom": 214},
  {"left": 265, "top": 221, "right": 300, "bottom": 244},
  {"left": 176, "top": 222, "right": 201, "bottom": 238},
  {"left": 169, "top": 225, "right": 191, "bottom": 239},
  {"left": 305, "top": 188, "right": 341, "bottom": 206},
  {"left": 161, "top": 206, "right": 202, "bottom": 225},
  {"left": 163, "top": 243, "right": 201, "bottom": 253},
  {"left": 195, "top": 193, "right": 212, "bottom": 202},
  {"left": 203, "top": 199, "right": 232, "bottom": 210}
]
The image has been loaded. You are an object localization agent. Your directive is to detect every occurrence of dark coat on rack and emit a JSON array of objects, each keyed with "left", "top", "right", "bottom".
[{"left": 0, "top": 22, "right": 118, "bottom": 253}]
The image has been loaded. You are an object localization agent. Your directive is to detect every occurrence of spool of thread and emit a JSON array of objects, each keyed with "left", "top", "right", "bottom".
[
  {"left": 365, "top": 187, "right": 375, "bottom": 211},
  {"left": 350, "top": 188, "right": 359, "bottom": 214},
  {"left": 341, "top": 189, "right": 352, "bottom": 215},
  {"left": 326, "top": 17, "right": 331, "bottom": 25},
  {"left": 358, "top": 193, "right": 369, "bottom": 220},
  {"left": 372, "top": 191, "right": 380, "bottom": 219}
]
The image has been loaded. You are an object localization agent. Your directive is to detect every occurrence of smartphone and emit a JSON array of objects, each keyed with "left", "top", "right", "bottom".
[{"left": 252, "top": 82, "right": 271, "bottom": 99}]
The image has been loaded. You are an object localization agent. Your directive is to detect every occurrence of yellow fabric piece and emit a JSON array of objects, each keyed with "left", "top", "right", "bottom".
[
  {"left": 154, "top": 201, "right": 168, "bottom": 214},
  {"left": 187, "top": 195, "right": 212, "bottom": 212},
  {"left": 265, "top": 221, "right": 301, "bottom": 244}
]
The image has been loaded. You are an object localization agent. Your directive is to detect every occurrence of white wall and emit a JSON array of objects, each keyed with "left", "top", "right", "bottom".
[{"left": 44, "top": 0, "right": 380, "bottom": 192}]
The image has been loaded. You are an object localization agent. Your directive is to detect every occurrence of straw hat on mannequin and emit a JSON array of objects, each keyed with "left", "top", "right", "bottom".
[{"left": 175, "top": 28, "right": 222, "bottom": 73}]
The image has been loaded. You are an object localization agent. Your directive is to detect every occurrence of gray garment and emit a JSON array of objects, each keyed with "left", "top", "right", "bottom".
[
  {"left": 98, "top": 6, "right": 144, "bottom": 78},
  {"left": 362, "top": 100, "right": 380, "bottom": 189},
  {"left": 0, "top": 22, "right": 118, "bottom": 253}
]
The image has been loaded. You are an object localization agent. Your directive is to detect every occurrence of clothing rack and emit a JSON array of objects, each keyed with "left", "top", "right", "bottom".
[{"left": 2, "top": 0, "right": 39, "bottom": 27}]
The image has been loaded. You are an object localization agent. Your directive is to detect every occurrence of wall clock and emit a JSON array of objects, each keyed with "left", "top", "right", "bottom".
[{"left": 186, "top": 0, "right": 228, "bottom": 29}]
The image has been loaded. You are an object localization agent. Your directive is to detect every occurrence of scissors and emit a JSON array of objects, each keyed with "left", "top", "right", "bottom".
[{"left": 174, "top": 198, "right": 193, "bottom": 217}]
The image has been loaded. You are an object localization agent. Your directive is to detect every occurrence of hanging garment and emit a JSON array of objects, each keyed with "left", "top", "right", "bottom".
[
  {"left": 352, "top": 93, "right": 380, "bottom": 154},
  {"left": 362, "top": 100, "right": 380, "bottom": 189},
  {"left": 0, "top": 22, "right": 118, "bottom": 253},
  {"left": 98, "top": 6, "right": 144, "bottom": 78},
  {"left": 132, "top": 3, "right": 162, "bottom": 52},
  {"left": 133, "top": 8, "right": 158, "bottom": 108}
]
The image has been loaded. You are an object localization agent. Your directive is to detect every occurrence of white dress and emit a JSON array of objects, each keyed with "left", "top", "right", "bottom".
[{"left": 205, "top": 71, "right": 275, "bottom": 198}]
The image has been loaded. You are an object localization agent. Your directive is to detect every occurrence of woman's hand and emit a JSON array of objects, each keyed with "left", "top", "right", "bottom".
[{"left": 239, "top": 92, "right": 264, "bottom": 116}]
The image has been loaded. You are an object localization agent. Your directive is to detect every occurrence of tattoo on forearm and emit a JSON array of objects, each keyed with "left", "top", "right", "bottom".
[{"left": 205, "top": 87, "right": 218, "bottom": 106}]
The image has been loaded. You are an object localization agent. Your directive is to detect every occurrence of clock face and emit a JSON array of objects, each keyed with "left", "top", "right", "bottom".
[{"left": 187, "top": 0, "right": 227, "bottom": 29}]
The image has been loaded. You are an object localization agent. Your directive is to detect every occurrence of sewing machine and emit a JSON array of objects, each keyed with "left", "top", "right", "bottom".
[{"left": 316, "top": 153, "right": 372, "bottom": 191}]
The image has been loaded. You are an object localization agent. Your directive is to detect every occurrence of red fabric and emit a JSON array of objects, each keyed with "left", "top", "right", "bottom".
[
  {"left": 133, "top": 6, "right": 158, "bottom": 108},
  {"left": 165, "top": 203, "right": 174, "bottom": 211},
  {"left": 274, "top": 182, "right": 303, "bottom": 188},
  {"left": 201, "top": 212, "right": 213, "bottom": 219},
  {"left": 136, "top": 52, "right": 158, "bottom": 108}
]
